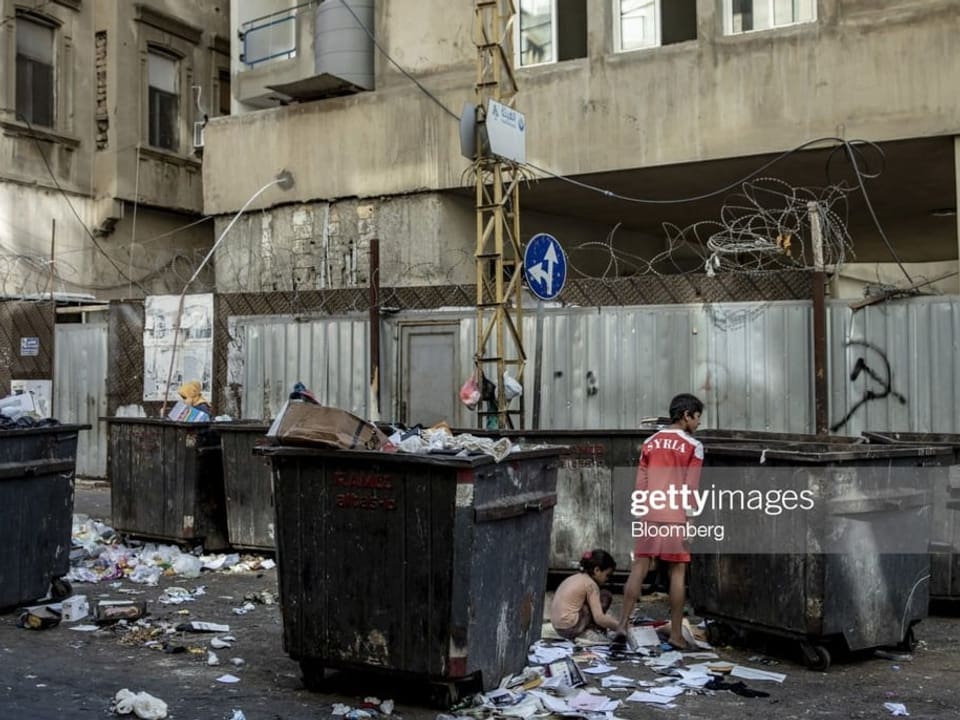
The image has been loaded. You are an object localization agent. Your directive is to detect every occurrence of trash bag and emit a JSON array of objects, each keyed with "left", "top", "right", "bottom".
[
  {"left": 481, "top": 374, "right": 497, "bottom": 402},
  {"left": 113, "top": 689, "right": 169, "bottom": 719},
  {"left": 459, "top": 376, "right": 481, "bottom": 410},
  {"left": 503, "top": 371, "right": 522, "bottom": 400}
]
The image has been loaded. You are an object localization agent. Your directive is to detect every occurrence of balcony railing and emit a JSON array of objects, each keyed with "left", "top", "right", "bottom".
[{"left": 239, "top": 2, "right": 315, "bottom": 67}]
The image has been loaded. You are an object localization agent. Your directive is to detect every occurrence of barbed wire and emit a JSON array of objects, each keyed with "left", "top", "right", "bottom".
[
  {"left": 1, "top": 174, "right": 862, "bottom": 312},
  {"left": 0, "top": 242, "right": 217, "bottom": 299},
  {"left": 563, "top": 178, "right": 856, "bottom": 284}
]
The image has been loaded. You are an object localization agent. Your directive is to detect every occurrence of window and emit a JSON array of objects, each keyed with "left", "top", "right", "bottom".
[
  {"left": 15, "top": 15, "right": 55, "bottom": 127},
  {"left": 517, "top": 0, "right": 587, "bottom": 67},
  {"left": 148, "top": 49, "right": 179, "bottom": 150},
  {"left": 724, "top": 0, "right": 816, "bottom": 34},
  {"left": 218, "top": 69, "right": 231, "bottom": 116},
  {"left": 616, "top": 0, "right": 697, "bottom": 52}
]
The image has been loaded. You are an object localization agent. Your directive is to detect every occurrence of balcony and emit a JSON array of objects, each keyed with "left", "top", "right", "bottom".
[
  {"left": 239, "top": 4, "right": 307, "bottom": 68},
  {"left": 234, "top": 0, "right": 373, "bottom": 110}
]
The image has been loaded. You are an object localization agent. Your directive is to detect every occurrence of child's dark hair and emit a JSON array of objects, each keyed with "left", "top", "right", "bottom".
[
  {"left": 669, "top": 393, "right": 704, "bottom": 423},
  {"left": 579, "top": 549, "right": 616, "bottom": 574}
]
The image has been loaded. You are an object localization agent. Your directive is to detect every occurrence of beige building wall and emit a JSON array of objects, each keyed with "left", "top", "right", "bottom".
[
  {"left": 203, "top": 0, "right": 960, "bottom": 299},
  {"left": 0, "top": 0, "right": 228, "bottom": 298},
  {"left": 214, "top": 193, "right": 478, "bottom": 292},
  {"left": 205, "top": 0, "right": 960, "bottom": 213}
]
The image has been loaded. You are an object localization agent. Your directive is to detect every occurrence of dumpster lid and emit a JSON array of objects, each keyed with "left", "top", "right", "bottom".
[
  {"left": 254, "top": 444, "right": 564, "bottom": 468},
  {"left": 452, "top": 427, "right": 659, "bottom": 440},
  {"left": 0, "top": 423, "right": 91, "bottom": 435},
  {"left": 864, "top": 431, "right": 960, "bottom": 447},
  {"left": 205, "top": 421, "right": 270, "bottom": 433},
  {"left": 705, "top": 442, "right": 954, "bottom": 463},
  {"left": 103, "top": 417, "right": 215, "bottom": 428},
  {"left": 698, "top": 429, "right": 864, "bottom": 444}
]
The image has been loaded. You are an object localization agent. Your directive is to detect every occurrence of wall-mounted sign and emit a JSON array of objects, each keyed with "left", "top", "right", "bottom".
[{"left": 20, "top": 337, "right": 40, "bottom": 357}]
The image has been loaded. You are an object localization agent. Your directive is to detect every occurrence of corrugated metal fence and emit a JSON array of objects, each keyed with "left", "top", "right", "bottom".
[
  {"left": 828, "top": 297, "right": 960, "bottom": 436},
  {"left": 54, "top": 323, "right": 108, "bottom": 478},
  {"left": 223, "top": 296, "right": 960, "bottom": 434}
]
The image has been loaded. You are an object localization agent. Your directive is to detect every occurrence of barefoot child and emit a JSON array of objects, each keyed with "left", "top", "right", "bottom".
[
  {"left": 550, "top": 549, "right": 620, "bottom": 641},
  {"left": 618, "top": 393, "right": 704, "bottom": 650}
]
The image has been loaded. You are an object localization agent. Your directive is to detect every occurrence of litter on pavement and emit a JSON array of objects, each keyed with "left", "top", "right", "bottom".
[
  {"left": 443, "top": 616, "right": 787, "bottom": 720},
  {"left": 68, "top": 516, "right": 275, "bottom": 586},
  {"left": 112, "top": 689, "right": 168, "bottom": 719}
]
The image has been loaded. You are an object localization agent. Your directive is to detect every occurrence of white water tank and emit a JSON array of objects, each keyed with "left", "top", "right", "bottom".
[{"left": 315, "top": 0, "right": 375, "bottom": 91}]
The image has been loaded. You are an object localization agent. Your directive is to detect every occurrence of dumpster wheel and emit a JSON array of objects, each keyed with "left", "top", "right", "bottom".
[
  {"left": 299, "top": 660, "right": 326, "bottom": 691},
  {"left": 801, "top": 643, "right": 831, "bottom": 671},
  {"left": 50, "top": 578, "right": 72, "bottom": 601},
  {"left": 427, "top": 680, "right": 465, "bottom": 710},
  {"left": 705, "top": 621, "right": 732, "bottom": 647},
  {"left": 897, "top": 626, "right": 918, "bottom": 653}
]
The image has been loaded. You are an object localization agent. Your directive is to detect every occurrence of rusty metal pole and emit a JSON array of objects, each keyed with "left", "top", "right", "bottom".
[
  {"left": 368, "top": 238, "right": 381, "bottom": 422},
  {"left": 532, "top": 299, "right": 544, "bottom": 429},
  {"left": 808, "top": 201, "right": 829, "bottom": 435}
]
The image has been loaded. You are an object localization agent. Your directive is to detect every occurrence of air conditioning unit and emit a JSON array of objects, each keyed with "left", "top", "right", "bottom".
[{"left": 193, "top": 121, "right": 205, "bottom": 149}]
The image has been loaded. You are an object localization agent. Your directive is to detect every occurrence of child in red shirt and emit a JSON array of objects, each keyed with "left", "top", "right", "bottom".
[{"left": 617, "top": 393, "right": 703, "bottom": 649}]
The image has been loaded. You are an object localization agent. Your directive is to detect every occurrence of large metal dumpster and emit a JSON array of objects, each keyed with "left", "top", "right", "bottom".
[
  {"left": 0, "top": 424, "right": 89, "bottom": 610},
  {"left": 465, "top": 428, "right": 860, "bottom": 574},
  {"left": 463, "top": 429, "right": 656, "bottom": 573},
  {"left": 107, "top": 418, "right": 229, "bottom": 551},
  {"left": 689, "top": 441, "right": 950, "bottom": 670},
  {"left": 863, "top": 431, "right": 960, "bottom": 600},
  {"left": 257, "top": 445, "right": 560, "bottom": 702},
  {"left": 218, "top": 423, "right": 273, "bottom": 551}
]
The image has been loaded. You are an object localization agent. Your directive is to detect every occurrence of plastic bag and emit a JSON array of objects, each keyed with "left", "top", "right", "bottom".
[
  {"left": 503, "top": 372, "right": 522, "bottom": 400},
  {"left": 481, "top": 374, "right": 497, "bottom": 402},
  {"left": 113, "top": 689, "right": 168, "bottom": 719},
  {"left": 459, "top": 376, "right": 481, "bottom": 409}
]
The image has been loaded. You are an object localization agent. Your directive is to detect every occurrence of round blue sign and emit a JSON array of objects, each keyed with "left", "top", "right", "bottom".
[{"left": 523, "top": 233, "right": 567, "bottom": 301}]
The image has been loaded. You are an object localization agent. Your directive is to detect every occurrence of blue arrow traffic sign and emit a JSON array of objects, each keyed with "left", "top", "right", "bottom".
[{"left": 523, "top": 233, "right": 567, "bottom": 301}]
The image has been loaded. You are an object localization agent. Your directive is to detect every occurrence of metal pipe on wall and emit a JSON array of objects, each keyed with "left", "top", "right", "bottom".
[{"left": 369, "top": 238, "right": 381, "bottom": 421}]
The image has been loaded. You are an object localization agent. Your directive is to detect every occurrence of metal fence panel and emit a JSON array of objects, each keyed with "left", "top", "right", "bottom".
[
  {"left": 230, "top": 315, "right": 368, "bottom": 420},
  {"left": 54, "top": 323, "right": 108, "bottom": 478},
  {"left": 829, "top": 297, "right": 960, "bottom": 435},
  {"left": 225, "top": 296, "right": 960, "bottom": 435},
  {"left": 446, "top": 302, "right": 812, "bottom": 432}
]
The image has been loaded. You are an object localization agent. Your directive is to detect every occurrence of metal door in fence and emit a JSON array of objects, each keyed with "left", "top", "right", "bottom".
[
  {"left": 398, "top": 322, "right": 459, "bottom": 426},
  {"left": 54, "top": 323, "right": 108, "bottom": 478}
]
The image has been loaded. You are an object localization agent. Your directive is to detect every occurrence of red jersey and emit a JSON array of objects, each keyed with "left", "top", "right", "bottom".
[{"left": 636, "top": 428, "right": 704, "bottom": 523}]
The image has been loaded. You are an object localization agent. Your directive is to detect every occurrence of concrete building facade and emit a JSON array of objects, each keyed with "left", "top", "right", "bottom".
[
  {"left": 0, "top": 0, "right": 230, "bottom": 299},
  {"left": 205, "top": 0, "right": 960, "bottom": 299}
]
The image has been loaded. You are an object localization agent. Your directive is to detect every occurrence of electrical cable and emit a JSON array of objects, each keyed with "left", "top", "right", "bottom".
[
  {"left": 840, "top": 141, "right": 912, "bottom": 284},
  {"left": 337, "top": 0, "right": 459, "bottom": 121},
  {"left": 12, "top": 110, "right": 148, "bottom": 293}
]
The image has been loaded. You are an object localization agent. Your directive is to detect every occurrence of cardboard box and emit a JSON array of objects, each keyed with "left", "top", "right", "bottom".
[
  {"left": 61, "top": 595, "right": 89, "bottom": 622},
  {"left": 267, "top": 401, "right": 388, "bottom": 451}
]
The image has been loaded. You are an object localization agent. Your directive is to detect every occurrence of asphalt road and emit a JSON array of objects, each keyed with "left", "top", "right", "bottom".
[{"left": 0, "top": 483, "right": 957, "bottom": 719}]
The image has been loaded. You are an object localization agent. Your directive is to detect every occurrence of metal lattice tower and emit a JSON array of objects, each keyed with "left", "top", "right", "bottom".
[{"left": 472, "top": 0, "right": 525, "bottom": 429}]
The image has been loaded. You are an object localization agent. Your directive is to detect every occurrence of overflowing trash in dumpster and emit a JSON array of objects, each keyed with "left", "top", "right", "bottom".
[{"left": 268, "top": 393, "right": 527, "bottom": 461}]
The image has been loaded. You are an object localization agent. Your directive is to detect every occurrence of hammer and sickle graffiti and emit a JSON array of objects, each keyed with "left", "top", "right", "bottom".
[{"left": 830, "top": 340, "right": 907, "bottom": 432}]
